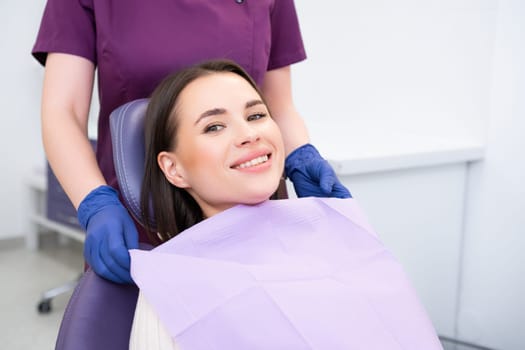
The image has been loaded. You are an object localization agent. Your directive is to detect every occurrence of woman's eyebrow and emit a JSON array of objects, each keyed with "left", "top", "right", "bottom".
[
  {"left": 195, "top": 108, "right": 226, "bottom": 125},
  {"left": 194, "top": 100, "right": 264, "bottom": 125},
  {"left": 245, "top": 99, "right": 264, "bottom": 109}
]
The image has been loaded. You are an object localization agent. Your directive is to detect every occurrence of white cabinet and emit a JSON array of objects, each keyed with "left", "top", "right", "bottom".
[{"left": 25, "top": 169, "right": 84, "bottom": 251}]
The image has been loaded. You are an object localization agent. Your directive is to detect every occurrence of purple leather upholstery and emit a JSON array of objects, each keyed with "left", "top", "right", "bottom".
[
  {"left": 55, "top": 269, "right": 139, "bottom": 350},
  {"left": 55, "top": 99, "right": 150, "bottom": 349},
  {"left": 109, "top": 98, "right": 149, "bottom": 223}
]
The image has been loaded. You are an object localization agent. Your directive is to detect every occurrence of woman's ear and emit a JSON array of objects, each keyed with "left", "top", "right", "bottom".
[{"left": 157, "top": 151, "right": 190, "bottom": 188}]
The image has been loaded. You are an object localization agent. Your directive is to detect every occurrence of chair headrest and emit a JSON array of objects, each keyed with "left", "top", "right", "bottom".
[{"left": 109, "top": 98, "right": 149, "bottom": 226}]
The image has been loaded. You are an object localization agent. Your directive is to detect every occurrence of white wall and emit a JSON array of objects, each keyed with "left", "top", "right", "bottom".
[
  {"left": 458, "top": 0, "right": 525, "bottom": 349},
  {"left": 0, "top": 0, "right": 47, "bottom": 239},
  {"left": 293, "top": 0, "right": 496, "bottom": 145}
]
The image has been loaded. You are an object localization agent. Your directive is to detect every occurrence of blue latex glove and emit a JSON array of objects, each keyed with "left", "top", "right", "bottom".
[
  {"left": 285, "top": 144, "right": 351, "bottom": 199},
  {"left": 77, "top": 185, "right": 139, "bottom": 284}
]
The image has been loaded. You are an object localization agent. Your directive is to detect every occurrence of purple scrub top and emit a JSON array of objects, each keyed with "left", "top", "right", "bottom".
[{"left": 32, "top": 0, "right": 306, "bottom": 242}]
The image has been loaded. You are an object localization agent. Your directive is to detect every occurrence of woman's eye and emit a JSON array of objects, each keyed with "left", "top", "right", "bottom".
[
  {"left": 204, "top": 124, "right": 225, "bottom": 133},
  {"left": 247, "top": 113, "right": 267, "bottom": 122}
]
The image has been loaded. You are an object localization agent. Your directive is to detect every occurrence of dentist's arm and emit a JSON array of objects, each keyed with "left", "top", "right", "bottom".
[
  {"left": 42, "top": 53, "right": 138, "bottom": 283},
  {"left": 42, "top": 53, "right": 102, "bottom": 205}
]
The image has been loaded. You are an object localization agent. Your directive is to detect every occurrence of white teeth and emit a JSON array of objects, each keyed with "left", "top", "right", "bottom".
[{"left": 236, "top": 155, "right": 269, "bottom": 169}]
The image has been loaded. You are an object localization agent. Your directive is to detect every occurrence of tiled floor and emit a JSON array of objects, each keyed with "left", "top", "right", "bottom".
[{"left": 0, "top": 234, "right": 83, "bottom": 350}]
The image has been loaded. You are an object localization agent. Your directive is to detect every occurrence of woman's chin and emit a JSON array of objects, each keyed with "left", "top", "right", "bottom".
[{"left": 243, "top": 190, "right": 277, "bottom": 204}]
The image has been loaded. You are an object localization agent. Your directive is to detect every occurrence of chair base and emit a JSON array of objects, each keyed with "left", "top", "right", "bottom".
[{"left": 36, "top": 274, "right": 81, "bottom": 314}]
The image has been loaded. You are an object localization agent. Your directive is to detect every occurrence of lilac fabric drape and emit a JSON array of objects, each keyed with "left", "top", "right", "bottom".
[{"left": 130, "top": 198, "right": 443, "bottom": 349}]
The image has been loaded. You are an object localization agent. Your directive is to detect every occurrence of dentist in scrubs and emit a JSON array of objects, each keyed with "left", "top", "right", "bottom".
[{"left": 32, "top": 0, "right": 351, "bottom": 284}]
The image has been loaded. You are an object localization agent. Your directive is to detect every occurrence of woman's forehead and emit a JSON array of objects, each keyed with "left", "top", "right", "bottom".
[
  {"left": 184, "top": 73, "right": 258, "bottom": 103},
  {"left": 175, "top": 72, "right": 261, "bottom": 121}
]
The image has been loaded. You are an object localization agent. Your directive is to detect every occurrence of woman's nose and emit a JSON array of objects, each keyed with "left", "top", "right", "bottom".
[{"left": 235, "top": 122, "right": 260, "bottom": 146}]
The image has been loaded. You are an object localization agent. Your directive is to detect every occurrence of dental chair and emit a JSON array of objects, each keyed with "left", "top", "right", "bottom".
[{"left": 55, "top": 99, "right": 150, "bottom": 350}]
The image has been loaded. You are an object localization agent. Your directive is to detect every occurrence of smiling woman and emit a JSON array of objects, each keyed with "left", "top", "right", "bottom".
[{"left": 141, "top": 59, "right": 286, "bottom": 243}]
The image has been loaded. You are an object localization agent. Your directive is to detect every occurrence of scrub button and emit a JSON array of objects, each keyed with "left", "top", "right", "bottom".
[{"left": 235, "top": 0, "right": 244, "bottom": 3}]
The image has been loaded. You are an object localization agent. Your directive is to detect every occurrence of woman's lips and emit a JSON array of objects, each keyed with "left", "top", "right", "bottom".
[
  {"left": 231, "top": 151, "right": 272, "bottom": 169},
  {"left": 233, "top": 154, "right": 270, "bottom": 169}
]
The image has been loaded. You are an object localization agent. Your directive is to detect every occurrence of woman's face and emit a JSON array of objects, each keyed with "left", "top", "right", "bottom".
[{"left": 158, "top": 72, "right": 285, "bottom": 217}]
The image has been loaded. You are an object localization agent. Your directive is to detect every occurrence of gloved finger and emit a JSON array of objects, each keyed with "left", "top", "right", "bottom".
[
  {"left": 290, "top": 171, "right": 324, "bottom": 198},
  {"left": 83, "top": 234, "right": 107, "bottom": 275},
  {"left": 86, "top": 236, "right": 126, "bottom": 283},
  {"left": 83, "top": 234, "right": 96, "bottom": 269},
  {"left": 122, "top": 215, "right": 140, "bottom": 250},
  {"left": 106, "top": 224, "right": 132, "bottom": 271},
  {"left": 331, "top": 182, "right": 352, "bottom": 199},
  {"left": 100, "top": 235, "right": 133, "bottom": 283},
  {"left": 317, "top": 161, "right": 337, "bottom": 194}
]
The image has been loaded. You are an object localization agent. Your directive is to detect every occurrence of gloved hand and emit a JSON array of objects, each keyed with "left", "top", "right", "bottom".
[
  {"left": 285, "top": 144, "right": 352, "bottom": 199},
  {"left": 77, "top": 185, "right": 139, "bottom": 284}
]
